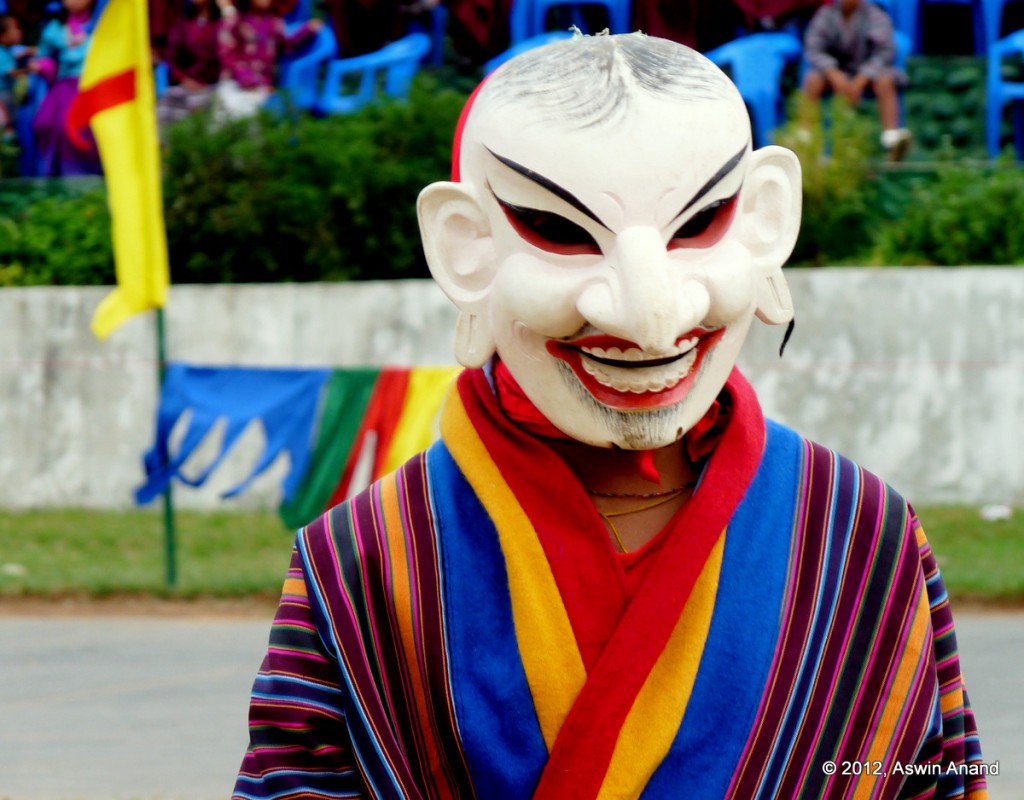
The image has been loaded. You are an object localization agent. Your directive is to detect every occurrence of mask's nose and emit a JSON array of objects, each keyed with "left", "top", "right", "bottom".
[{"left": 577, "top": 227, "right": 710, "bottom": 354}]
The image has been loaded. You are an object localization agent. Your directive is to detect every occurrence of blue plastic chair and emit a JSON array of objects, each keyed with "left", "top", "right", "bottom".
[
  {"left": 892, "top": 27, "right": 912, "bottom": 124},
  {"left": 276, "top": 25, "right": 339, "bottom": 111},
  {"left": 408, "top": 3, "right": 448, "bottom": 66},
  {"left": 980, "top": 0, "right": 1024, "bottom": 52},
  {"left": 509, "top": 0, "right": 629, "bottom": 44},
  {"left": 153, "top": 61, "right": 169, "bottom": 99},
  {"left": 890, "top": 0, "right": 986, "bottom": 54},
  {"left": 484, "top": 30, "right": 574, "bottom": 74},
  {"left": 986, "top": 29, "right": 1024, "bottom": 157},
  {"left": 285, "top": 0, "right": 313, "bottom": 25},
  {"left": 706, "top": 32, "right": 803, "bottom": 148},
  {"left": 316, "top": 32, "right": 432, "bottom": 115}
]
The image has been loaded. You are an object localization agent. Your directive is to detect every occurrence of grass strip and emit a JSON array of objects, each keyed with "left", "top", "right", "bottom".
[
  {"left": 0, "top": 506, "right": 1021, "bottom": 605},
  {"left": 0, "top": 508, "right": 293, "bottom": 600}
]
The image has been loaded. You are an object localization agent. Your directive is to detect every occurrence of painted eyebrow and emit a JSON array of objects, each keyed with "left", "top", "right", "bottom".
[
  {"left": 678, "top": 143, "right": 748, "bottom": 216},
  {"left": 486, "top": 148, "right": 611, "bottom": 231}
]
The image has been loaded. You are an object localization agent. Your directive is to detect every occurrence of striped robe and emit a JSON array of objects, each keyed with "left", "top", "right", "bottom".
[{"left": 234, "top": 368, "right": 987, "bottom": 800}]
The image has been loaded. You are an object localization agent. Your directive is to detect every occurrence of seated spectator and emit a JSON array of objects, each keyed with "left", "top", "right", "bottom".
[
  {"left": 29, "top": 0, "right": 101, "bottom": 176},
  {"left": 802, "top": 0, "right": 911, "bottom": 160},
  {"left": 157, "top": 0, "right": 222, "bottom": 127},
  {"left": 150, "top": 0, "right": 184, "bottom": 54},
  {"left": 3, "top": 0, "right": 44, "bottom": 43},
  {"left": 1, "top": 14, "right": 35, "bottom": 140},
  {"left": 214, "top": 0, "right": 322, "bottom": 119}
]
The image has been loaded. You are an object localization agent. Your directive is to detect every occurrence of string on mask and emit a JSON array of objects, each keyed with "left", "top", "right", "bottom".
[{"left": 779, "top": 318, "right": 795, "bottom": 357}]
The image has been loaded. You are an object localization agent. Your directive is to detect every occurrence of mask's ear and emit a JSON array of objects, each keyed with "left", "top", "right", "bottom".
[
  {"left": 417, "top": 181, "right": 498, "bottom": 367},
  {"left": 734, "top": 145, "right": 802, "bottom": 325}
]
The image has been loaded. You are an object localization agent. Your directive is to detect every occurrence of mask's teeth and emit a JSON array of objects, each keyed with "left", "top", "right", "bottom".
[
  {"left": 581, "top": 337, "right": 702, "bottom": 364},
  {"left": 580, "top": 348, "right": 699, "bottom": 392}
]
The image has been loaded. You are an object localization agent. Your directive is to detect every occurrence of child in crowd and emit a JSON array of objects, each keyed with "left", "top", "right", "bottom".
[
  {"left": 29, "top": 0, "right": 100, "bottom": 176},
  {"left": 214, "top": 0, "right": 322, "bottom": 118},
  {"left": 157, "top": 0, "right": 222, "bottom": 127},
  {"left": 802, "top": 0, "right": 912, "bottom": 160},
  {"left": 0, "top": 14, "right": 34, "bottom": 138}
]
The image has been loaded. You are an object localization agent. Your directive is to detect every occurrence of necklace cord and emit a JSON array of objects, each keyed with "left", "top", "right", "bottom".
[
  {"left": 585, "top": 479, "right": 697, "bottom": 500},
  {"left": 592, "top": 488, "right": 690, "bottom": 553}
]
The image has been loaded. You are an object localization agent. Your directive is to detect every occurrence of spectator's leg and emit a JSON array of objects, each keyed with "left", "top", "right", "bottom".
[
  {"left": 797, "top": 70, "right": 829, "bottom": 142},
  {"left": 875, "top": 73, "right": 911, "bottom": 162},
  {"left": 802, "top": 69, "right": 827, "bottom": 103},
  {"left": 873, "top": 73, "right": 900, "bottom": 131}
]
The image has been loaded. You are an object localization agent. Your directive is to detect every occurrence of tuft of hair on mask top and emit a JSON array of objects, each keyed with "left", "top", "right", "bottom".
[{"left": 480, "top": 32, "right": 737, "bottom": 131}]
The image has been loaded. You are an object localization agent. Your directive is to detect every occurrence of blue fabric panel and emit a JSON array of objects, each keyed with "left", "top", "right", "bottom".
[
  {"left": 642, "top": 420, "right": 802, "bottom": 799},
  {"left": 426, "top": 442, "right": 548, "bottom": 800},
  {"left": 756, "top": 449, "right": 859, "bottom": 797},
  {"left": 135, "top": 363, "right": 330, "bottom": 505}
]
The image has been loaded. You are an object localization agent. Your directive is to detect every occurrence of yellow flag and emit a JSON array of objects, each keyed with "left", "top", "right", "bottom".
[{"left": 67, "top": 0, "right": 169, "bottom": 339}]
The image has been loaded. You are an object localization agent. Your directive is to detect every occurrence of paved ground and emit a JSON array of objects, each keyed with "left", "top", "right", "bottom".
[
  {"left": 0, "top": 611, "right": 270, "bottom": 800},
  {"left": 0, "top": 608, "right": 1021, "bottom": 799},
  {"left": 956, "top": 610, "right": 1024, "bottom": 799}
]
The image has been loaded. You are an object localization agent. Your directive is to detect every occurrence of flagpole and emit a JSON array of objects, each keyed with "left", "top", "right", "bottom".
[
  {"left": 77, "top": 0, "right": 175, "bottom": 581},
  {"left": 156, "top": 306, "right": 177, "bottom": 588}
]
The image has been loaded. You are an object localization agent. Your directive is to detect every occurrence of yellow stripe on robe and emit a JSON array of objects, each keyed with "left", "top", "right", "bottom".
[
  {"left": 912, "top": 526, "right": 965, "bottom": 717},
  {"left": 281, "top": 577, "right": 308, "bottom": 598},
  {"left": 441, "top": 388, "right": 586, "bottom": 750},
  {"left": 597, "top": 532, "right": 726, "bottom": 800},
  {"left": 382, "top": 367, "right": 463, "bottom": 476},
  {"left": 853, "top": 587, "right": 933, "bottom": 800}
]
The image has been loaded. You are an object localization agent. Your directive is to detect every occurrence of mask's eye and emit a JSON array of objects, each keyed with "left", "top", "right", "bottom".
[
  {"left": 669, "top": 194, "right": 738, "bottom": 250},
  {"left": 497, "top": 198, "right": 601, "bottom": 256}
]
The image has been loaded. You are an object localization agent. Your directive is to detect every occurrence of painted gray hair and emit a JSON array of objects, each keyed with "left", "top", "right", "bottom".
[{"left": 482, "top": 33, "right": 737, "bottom": 130}]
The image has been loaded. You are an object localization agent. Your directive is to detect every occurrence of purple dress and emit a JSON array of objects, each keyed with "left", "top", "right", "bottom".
[
  {"left": 218, "top": 11, "right": 315, "bottom": 90},
  {"left": 31, "top": 13, "right": 102, "bottom": 177},
  {"left": 166, "top": 16, "right": 222, "bottom": 86},
  {"left": 157, "top": 15, "right": 222, "bottom": 126}
]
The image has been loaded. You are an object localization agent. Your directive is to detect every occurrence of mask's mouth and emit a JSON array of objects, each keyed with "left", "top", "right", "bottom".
[{"left": 546, "top": 328, "right": 724, "bottom": 409}]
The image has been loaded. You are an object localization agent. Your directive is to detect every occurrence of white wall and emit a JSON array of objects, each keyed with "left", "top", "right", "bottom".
[{"left": 1, "top": 270, "right": 1021, "bottom": 511}]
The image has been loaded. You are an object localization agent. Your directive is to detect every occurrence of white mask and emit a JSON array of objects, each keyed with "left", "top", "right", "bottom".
[{"left": 419, "top": 34, "right": 802, "bottom": 449}]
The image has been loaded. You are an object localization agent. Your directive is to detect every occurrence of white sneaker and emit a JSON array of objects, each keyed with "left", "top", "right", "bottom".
[{"left": 880, "top": 128, "right": 912, "bottom": 161}]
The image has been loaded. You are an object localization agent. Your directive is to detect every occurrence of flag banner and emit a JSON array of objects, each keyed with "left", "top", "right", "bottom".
[
  {"left": 67, "top": 0, "right": 169, "bottom": 339},
  {"left": 135, "top": 364, "right": 461, "bottom": 530}
]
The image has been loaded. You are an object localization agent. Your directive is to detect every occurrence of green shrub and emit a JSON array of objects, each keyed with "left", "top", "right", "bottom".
[
  {"left": 775, "top": 93, "right": 1024, "bottom": 267},
  {"left": 162, "top": 75, "right": 467, "bottom": 283},
  {"left": 873, "top": 158, "right": 1024, "bottom": 266},
  {"left": 775, "top": 96, "right": 881, "bottom": 266},
  {"left": 3, "top": 73, "right": 1024, "bottom": 284},
  {"left": 0, "top": 135, "right": 19, "bottom": 180},
  {"left": 0, "top": 179, "right": 113, "bottom": 286}
]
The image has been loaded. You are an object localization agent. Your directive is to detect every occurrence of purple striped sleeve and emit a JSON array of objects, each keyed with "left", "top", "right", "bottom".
[{"left": 234, "top": 548, "right": 367, "bottom": 799}]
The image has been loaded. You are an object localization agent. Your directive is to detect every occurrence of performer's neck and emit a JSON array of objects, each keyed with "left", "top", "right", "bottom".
[{"left": 548, "top": 439, "right": 700, "bottom": 553}]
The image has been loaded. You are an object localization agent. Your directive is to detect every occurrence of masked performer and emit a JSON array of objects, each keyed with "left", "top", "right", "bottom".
[{"left": 234, "top": 33, "right": 987, "bottom": 800}]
